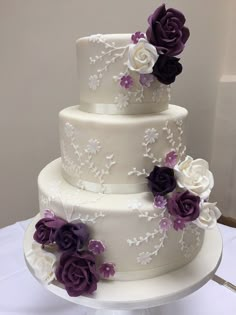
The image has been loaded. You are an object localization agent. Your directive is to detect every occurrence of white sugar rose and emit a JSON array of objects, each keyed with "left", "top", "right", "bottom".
[
  {"left": 174, "top": 156, "right": 214, "bottom": 199},
  {"left": 127, "top": 39, "right": 158, "bottom": 74},
  {"left": 194, "top": 202, "right": 221, "bottom": 229},
  {"left": 26, "top": 243, "right": 57, "bottom": 284}
]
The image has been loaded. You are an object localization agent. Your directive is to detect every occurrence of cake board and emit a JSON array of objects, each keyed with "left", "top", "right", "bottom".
[{"left": 24, "top": 215, "right": 222, "bottom": 315}]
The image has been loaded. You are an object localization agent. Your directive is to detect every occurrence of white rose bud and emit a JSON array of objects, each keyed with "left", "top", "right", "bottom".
[
  {"left": 194, "top": 202, "right": 221, "bottom": 229},
  {"left": 26, "top": 243, "right": 56, "bottom": 285}
]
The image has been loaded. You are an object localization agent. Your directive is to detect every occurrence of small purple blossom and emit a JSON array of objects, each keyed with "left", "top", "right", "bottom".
[
  {"left": 173, "top": 217, "right": 186, "bottom": 231},
  {"left": 88, "top": 240, "right": 105, "bottom": 255},
  {"left": 159, "top": 217, "right": 172, "bottom": 231},
  {"left": 99, "top": 263, "right": 116, "bottom": 278},
  {"left": 120, "top": 75, "right": 133, "bottom": 89},
  {"left": 153, "top": 195, "right": 167, "bottom": 209},
  {"left": 165, "top": 151, "right": 178, "bottom": 168},
  {"left": 139, "top": 74, "right": 155, "bottom": 87},
  {"left": 43, "top": 209, "right": 55, "bottom": 219},
  {"left": 131, "top": 31, "right": 145, "bottom": 44}
]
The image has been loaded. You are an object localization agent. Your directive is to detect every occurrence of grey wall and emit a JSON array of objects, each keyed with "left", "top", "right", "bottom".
[{"left": 0, "top": 0, "right": 230, "bottom": 227}]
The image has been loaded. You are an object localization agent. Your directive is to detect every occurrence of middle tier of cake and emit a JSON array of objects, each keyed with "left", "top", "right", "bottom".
[{"left": 60, "top": 104, "right": 188, "bottom": 193}]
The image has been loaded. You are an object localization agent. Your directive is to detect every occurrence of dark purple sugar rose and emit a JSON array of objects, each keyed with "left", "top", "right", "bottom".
[
  {"left": 55, "top": 222, "right": 89, "bottom": 252},
  {"left": 33, "top": 217, "right": 66, "bottom": 245},
  {"left": 168, "top": 190, "right": 200, "bottom": 222},
  {"left": 56, "top": 251, "right": 99, "bottom": 297},
  {"left": 147, "top": 166, "right": 177, "bottom": 196},
  {"left": 146, "top": 4, "right": 190, "bottom": 56},
  {"left": 152, "top": 55, "right": 182, "bottom": 85}
]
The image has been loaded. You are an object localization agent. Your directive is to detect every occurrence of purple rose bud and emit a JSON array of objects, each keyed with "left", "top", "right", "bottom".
[
  {"left": 55, "top": 222, "right": 89, "bottom": 252},
  {"left": 152, "top": 55, "right": 182, "bottom": 85},
  {"left": 146, "top": 4, "right": 190, "bottom": 56},
  {"left": 147, "top": 166, "right": 177, "bottom": 196},
  {"left": 168, "top": 190, "right": 200, "bottom": 222},
  {"left": 33, "top": 216, "right": 66, "bottom": 245},
  {"left": 99, "top": 262, "right": 116, "bottom": 278},
  {"left": 56, "top": 251, "right": 99, "bottom": 297}
]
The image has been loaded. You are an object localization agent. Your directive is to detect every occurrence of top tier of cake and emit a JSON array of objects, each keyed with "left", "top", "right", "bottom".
[{"left": 76, "top": 34, "right": 170, "bottom": 115}]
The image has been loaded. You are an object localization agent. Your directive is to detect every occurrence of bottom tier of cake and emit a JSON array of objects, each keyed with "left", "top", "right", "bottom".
[{"left": 38, "top": 158, "right": 204, "bottom": 281}]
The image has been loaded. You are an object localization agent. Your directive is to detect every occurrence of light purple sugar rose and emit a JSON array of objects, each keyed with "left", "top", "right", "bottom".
[
  {"left": 56, "top": 251, "right": 99, "bottom": 297},
  {"left": 33, "top": 216, "right": 66, "bottom": 245},
  {"left": 146, "top": 4, "right": 190, "bottom": 56},
  {"left": 168, "top": 190, "right": 200, "bottom": 222}
]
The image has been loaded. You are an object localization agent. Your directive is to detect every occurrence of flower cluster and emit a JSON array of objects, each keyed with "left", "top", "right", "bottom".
[
  {"left": 32, "top": 211, "right": 115, "bottom": 297},
  {"left": 147, "top": 152, "right": 221, "bottom": 231},
  {"left": 120, "top": 4, "right": 189, "bottom": 90}
]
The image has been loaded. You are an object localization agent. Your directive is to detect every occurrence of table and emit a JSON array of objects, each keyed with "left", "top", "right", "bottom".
[{"left": 0, "top": 219, "right": 235, "bottom": 315}]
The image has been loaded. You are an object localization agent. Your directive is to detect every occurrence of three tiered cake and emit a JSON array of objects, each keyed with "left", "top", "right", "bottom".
[{"left": 26, "top": 4, "right": 221, "bottom": 297}]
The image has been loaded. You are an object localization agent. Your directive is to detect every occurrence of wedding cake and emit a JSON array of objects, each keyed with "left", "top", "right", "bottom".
[{"left": 26, "top": 4, "right": 221, "bottom": 297}]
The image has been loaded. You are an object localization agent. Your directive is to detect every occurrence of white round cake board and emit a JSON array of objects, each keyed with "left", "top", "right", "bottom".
[{"left": 24, "top": 215, "right": 222, "bottom": 315}]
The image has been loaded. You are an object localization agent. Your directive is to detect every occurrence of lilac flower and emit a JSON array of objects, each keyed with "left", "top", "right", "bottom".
[
  {"left": 139, "top": 74, "right": 155, "bottom": 87},
  {"left": 173, "top": 217, "right": 186, "bottom": 231},
  {"left": 165, "top": 151, "right": 178, "bottom": 168},
  {"left": 88, "top": 240, "right": 105, "bottom": 255},
  {"left": 159, "top": 217, "right": 172, "bottom": 231},
  {"left": 153, "top": 195, "right": 167, "bottom": 209},
  {"left": 131, "top": 31, "right": 145, "bottom": 44},
  {"left": 120, "top": 75, "right": 133, "bottom": 89},
  {"left": 99, "top": 263, "right": 116, "bottom": 278},
  {"left": 43, "top": 209, "right": 55, "bottom": 219}
]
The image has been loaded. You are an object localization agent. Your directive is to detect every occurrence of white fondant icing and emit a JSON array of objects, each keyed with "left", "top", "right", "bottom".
[
  {"left": 76, "top": 34, "right": 170, "bottom": 114},
  {"left": 60, "top": 105, "right": 188, "bottom": 193}
]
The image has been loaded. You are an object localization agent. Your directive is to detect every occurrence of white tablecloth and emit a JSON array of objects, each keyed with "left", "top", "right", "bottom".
[{"left": 0, "top": 219, "right": 235, "bottom": 315}]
